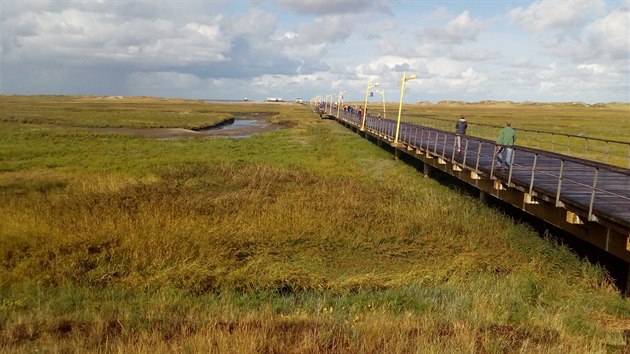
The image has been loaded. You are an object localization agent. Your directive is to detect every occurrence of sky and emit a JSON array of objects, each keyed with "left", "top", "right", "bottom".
[{"left": 1, "top": 0, "right": 629, "bottom": 103}]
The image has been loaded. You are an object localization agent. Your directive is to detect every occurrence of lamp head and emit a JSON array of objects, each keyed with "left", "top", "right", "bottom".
[{"left": 408, "top": 74, "right": 417, "bottom": 80}]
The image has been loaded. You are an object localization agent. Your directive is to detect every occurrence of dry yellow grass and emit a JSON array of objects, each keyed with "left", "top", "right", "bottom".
[{"left": 1, "top": 96, "right": 628, "bottom": 352}]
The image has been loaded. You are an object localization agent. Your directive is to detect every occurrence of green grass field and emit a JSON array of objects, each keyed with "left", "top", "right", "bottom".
[{"left": 1, "top": 96, "right": 629, "bottom": 352}]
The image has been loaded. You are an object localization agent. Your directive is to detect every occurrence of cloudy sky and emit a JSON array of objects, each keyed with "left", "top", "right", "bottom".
[{"left": 1, "top": 0, "right": 628, "bottom": 103}]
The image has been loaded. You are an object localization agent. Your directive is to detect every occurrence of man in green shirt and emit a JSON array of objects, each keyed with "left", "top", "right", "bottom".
[{"left": 495, "top": 122, "right": 516, "bottom": 168}]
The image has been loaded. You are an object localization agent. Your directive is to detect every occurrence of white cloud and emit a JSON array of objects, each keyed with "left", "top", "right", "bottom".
[
  {"left": 227, "top": 7, "right": 277, "bottom": 40},
  {"left": 530, "top": 1, "right": 629, "bottom": 66},
  {"left": 249, "top": 72, "right": 333, "bottom": 98},
  {"left": 273, "top": 0, "right": 389, "bottom": 15},
  {"left": 511, "top": 57, "right": 536, "bottom": 68},
  {"left": 379, "top": 37, "right": 399, "bottom": 54},
  {"left": 0, "top": 1, "right": 626, "bottom": 103},
  {"left": 450, "top": 47, "right": 500, "bottom": 61},
  {"left": 297, "top": 16, "right": 353, "bottom": 44},
  {"left": 419, "top": 65, "right": 489, "bottom": 95},
  {"left": 509, "top": 0, "right": 606, "bottom": 32},
  {"left": 539, "top": 81, "right": 555, "bottom": 92},
  {"left": 424, "top": 11, "right": 486, "bottom": 43},
  {"left": 353, "top": 56, "right": 489, "bottom": 98},
  {"left": 2, "top": 8, "right": 230, "bottom": 67},
  {"left": 281, "top": 43, "right": 326, "bottom": 60},
  {"left": 536, "top": 64, "right": 557, "bottom": 81},
  {"left": 355, "top": 56, "right": 418, "bottom": 76},
  {"left": 577, "top": 64, "right": 606, "bottom": 75},
  {"left": 129, "top": 71, "right": 205, "bottom": 90},
  {"left": 495, "top": 61, "right": 627, "bottom": 102},
  {"left": 584, "top": 7, "right": 630, "bottom": 60}
]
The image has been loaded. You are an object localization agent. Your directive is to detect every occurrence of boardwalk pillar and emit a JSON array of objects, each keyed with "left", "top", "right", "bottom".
[
  {"left": 395, "top": 148, "right": 401, "bottom": 160},
  {"left": 479, "top": 190, "right": 487, "bottom": 202},
  {"left": 423, "top": 163, "right": 431, "bottom": 178}
]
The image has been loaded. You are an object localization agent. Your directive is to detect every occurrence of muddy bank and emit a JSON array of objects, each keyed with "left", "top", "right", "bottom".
[
  {"left": 86, "top": 113, "right": 282, "bottom": 139},
  {"left": 192, "top": 117, "right": 235, "bottom": 131}
]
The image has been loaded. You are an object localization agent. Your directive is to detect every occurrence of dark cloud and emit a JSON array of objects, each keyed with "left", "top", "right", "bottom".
[
  {"left": 3, "top": 61, "right": 133, "bottom": 96},
  {"left": 0, "top": 1, "right": 333, "bottom": 97}
]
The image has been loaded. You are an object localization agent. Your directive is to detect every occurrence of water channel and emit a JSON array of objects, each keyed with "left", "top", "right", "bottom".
[{"left": 86, "top": 115, "right": 281, "bottom": 139}]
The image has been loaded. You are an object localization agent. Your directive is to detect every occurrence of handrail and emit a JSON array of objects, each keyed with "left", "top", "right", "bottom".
[
  {"left": 418, "top": 124, "right": 630, "bottom": 177},
  {"left": 360, "top": 113, "right": 630, "bottom": 176},
  {"left": 334, "top": 110, "right": 630, "bottom": 228},
  {"left": 404, "top": 114, "right": 630, "bottom": 168},
  {"left": 410, "top": 114, "right": 630, "bottom": 145}
]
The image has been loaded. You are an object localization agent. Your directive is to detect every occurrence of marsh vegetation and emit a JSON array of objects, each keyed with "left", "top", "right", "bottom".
[{"left": 1, "top": 96, "right": 628, "bottom": 352}]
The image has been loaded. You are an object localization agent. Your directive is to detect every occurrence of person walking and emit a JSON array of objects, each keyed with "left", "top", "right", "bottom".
[
  {"left": 455, "top": 115, "right": 467, "bottom": 153},
  {"left": 495, "top": 121, "right": 516, "bottom": 168}
]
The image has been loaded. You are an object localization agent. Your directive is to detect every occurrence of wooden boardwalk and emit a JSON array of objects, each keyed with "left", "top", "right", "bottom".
[
  {"left": 397, "top": 121, "right": 630, "bottom": 227},
  {"left": 332, "top": 110, "right": 630, "bottom": 266}
]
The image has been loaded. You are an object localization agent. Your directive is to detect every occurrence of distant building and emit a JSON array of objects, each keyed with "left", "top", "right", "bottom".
[
  {"left": 266, "top": 97, "right": 283, "bottom": 102},
  {"left": 295, "top": 97, "right": 303, "bottom": 103}
]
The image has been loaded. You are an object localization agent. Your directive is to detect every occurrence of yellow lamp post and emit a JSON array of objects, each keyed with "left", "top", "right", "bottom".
[
  {"left": 329, "top": 93, "right": 337, "bottom": 114},
  {"left": 394, "top": 72, "right": 416, "bottom": 144},
  {"left": 328, "top": 94, "right": 333, "bottom": 113},
  {"left": 313, "top": 96, "right": 322, "bottom": 109},
  {"left": 326, "top": 93, "right": 334, "bottom": 114},
  {"left": 336, "top": 90, "right": 345, "bottom": 118},
  {"left": 361, "top": 81, "right": 379, "bottom": 130},
  {"left": 374, "top": 89, "right": 386, "bottom": 118}
]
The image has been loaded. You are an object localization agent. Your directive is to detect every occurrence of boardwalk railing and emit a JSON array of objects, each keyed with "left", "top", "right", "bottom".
[
  {"left": 336, "top": 110, "right": 630, "bottom": 231},
  {"left": 403, "top": 115, "right": 630, "bottom": 168}
]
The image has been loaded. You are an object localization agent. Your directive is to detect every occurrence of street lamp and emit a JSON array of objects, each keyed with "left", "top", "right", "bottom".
[
  {"left": 374, "top": 89, "right": 386, "bottom": 119},
  {"left": 336, "top": 90, "right": 346, "bottom": 118},
  {"left": 313, "top": 96, "right": 322, "bottom": 109},
  {"left": 361, "top": 81, "right": 379, "bottom": 130},
  {"left": 328, "top": 93, "right": 336, "bottom": 114},
  {"left": 394, "top": 72, "right": 416, "bottom": 144},
  {"left": 325, "top": 94, "right": 334, "bottom": 114}
]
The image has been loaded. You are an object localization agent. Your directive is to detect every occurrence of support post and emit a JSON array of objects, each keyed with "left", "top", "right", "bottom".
[{"left": 423, "top": 163, "right": 431, "bottom": 178}]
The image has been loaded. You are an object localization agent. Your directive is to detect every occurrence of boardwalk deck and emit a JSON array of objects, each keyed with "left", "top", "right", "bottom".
[{"left": 332, "top": 110, "right": 630, "bottom": 268}]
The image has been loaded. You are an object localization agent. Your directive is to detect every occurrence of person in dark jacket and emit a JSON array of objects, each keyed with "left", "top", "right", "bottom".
[{"left": 455, "top": 115, "right": 468, "bottom": 152}]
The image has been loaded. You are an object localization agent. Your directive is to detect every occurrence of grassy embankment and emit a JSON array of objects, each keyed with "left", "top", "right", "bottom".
[
  {"left": 1, "top": 96, "right": 629, "bottom": 352},
  {"left": 358, "top": 100, "right": 630, "bottom": 167}
]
